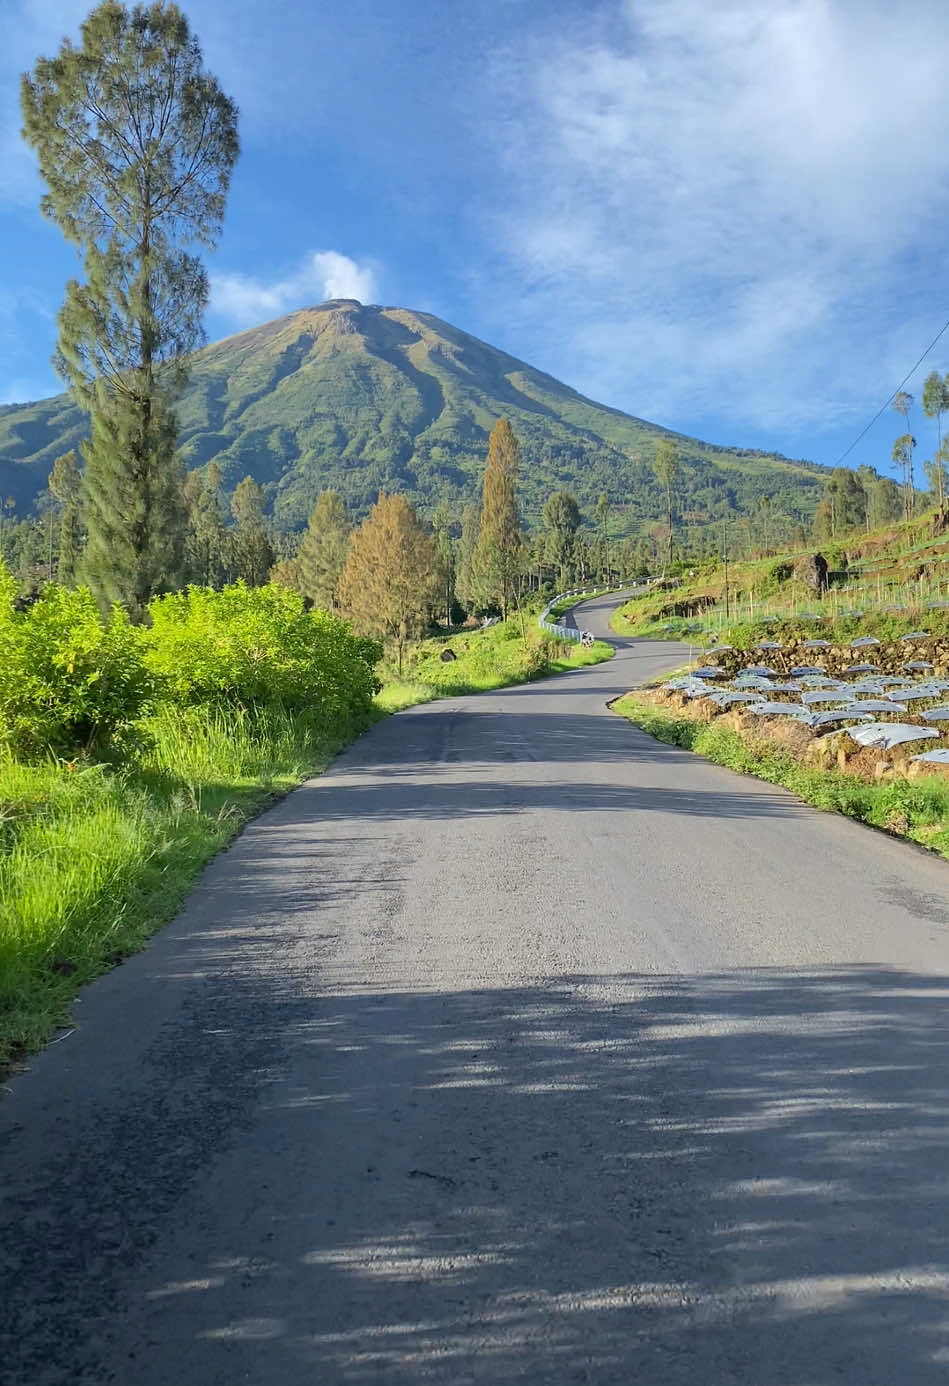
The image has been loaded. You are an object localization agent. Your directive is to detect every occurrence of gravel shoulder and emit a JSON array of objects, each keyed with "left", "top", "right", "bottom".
[{"left": 3, "top": 594, "right": 949, "bottom": 1384}]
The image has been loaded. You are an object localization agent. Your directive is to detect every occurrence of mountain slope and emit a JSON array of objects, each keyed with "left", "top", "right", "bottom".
[{"left": 0, "top": 300, "right": 826, "bottom": 530}]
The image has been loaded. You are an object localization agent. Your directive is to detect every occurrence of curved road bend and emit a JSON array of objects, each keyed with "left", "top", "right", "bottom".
[{"left": 4, "top": 592, "right": 949, "bottom": 1384}]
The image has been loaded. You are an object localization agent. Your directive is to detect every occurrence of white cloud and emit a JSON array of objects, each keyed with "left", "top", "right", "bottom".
[
  {"left": 210, "top": 251, "right": 379, "bottom": 328},
  {"left": 480, "top": 0, "right": 949, "bottom": 438}
]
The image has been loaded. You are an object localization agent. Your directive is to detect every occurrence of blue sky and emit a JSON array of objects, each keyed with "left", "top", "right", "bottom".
[{"left": 4, "top": 0, "right": 949, "bottom": 483}]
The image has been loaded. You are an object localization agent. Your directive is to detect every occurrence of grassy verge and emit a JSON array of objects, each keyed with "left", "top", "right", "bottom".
[
  {"left": 613, "top": 694, "right": 949, "bottom": 859},
  {"left": 0, "top": 703, "right": 350, "bottom": 1072},
  {"left": 610, "top": 592, "right": 707, "bottom": 641},
  {"left": 376, "top": 616, "right": 613, "bottom": 710}
]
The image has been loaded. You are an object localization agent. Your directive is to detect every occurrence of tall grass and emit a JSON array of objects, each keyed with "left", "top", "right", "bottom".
[{"left": 0, "top": 703, "right": 344, "bottom": 1069}]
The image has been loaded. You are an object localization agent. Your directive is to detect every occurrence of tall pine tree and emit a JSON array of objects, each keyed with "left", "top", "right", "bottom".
[
  {"left": 48, "top": 449, "right": 83, "bottom": 584},
  {"left": 473, "top": 418, "right": 522, "bottom": 617},
  {"left": 455, "top": 502, "right": 480, "bottom": 613},
  {"left": 231, "top": 477, "right": 274, "bottom": 586},
  {"left": 296, "top": 491, "right": 351, "bottom": 610},
  {"left": 183, "top": 462, "right": 231, "bottom": 586},
  {"left": 21, "top": 2, "right": 238, "bottom": 617}
]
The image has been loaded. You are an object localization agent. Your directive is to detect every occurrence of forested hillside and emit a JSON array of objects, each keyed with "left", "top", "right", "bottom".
[{"left": 0, "top": 299, "right": 826, "bottom": 533}]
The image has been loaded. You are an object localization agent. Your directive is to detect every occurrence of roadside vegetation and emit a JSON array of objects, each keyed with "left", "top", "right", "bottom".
[
  {"left": 377, "top": 614, "right": 612, "bottom": 711},
  {"left": 0, "top": 572, "right": 610, "bottom": 1072},
  {"left": 613, "top": 503, "right": 949, "bottom": 645},
  {"left": 0, "top": 576, "right": 380, "bottom": 1071},
  {"left": 610, "top": 487, "right": 949, "bottom": 854},
  {"left": 614, "top": 694, "right": 949, "bottom": 861}
]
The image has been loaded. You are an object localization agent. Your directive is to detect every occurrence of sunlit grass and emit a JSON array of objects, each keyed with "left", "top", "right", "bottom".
[
  {"left": 374, "top": 618, "right": 613, "bottom": 714},
  {"left": 0, "top": 704, "right": 345, "bottom": 1070},
  {"left": 614, "top": 695, "right": 949, "bottom": 860}
]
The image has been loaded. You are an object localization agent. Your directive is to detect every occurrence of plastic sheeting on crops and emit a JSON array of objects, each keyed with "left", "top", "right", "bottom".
[
  {"left": 809, "top": 709, "right": 874, "bottom": 728},
  {"left": 708, "top": 691, "right": 766, "bottom": 706},
  {"left": 887, "top": 686, "right": 942, "bottom": 702},
  {"left": 845, "top": 723, "right": 939, "bottom": 749},
  {"left": 747, "top": 702, "right": 810, "bottom": 718}
]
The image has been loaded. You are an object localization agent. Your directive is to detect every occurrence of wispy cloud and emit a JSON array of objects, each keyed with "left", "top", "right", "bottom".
[
  {"left": 209, "top": 251, "right": 379, "bottom": 328},
  {"left": 480, "top": 0, "right": 949, "bottom": 440}
]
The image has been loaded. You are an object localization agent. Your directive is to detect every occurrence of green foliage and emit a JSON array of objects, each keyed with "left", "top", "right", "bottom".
[
  {"left": 541, "top": 488, "right": 581, "bottom": 584},
  {"left": 296, "top": 490, "right": 351, "bottom": 609},
  {"left": 338, "top": 492, "right": 440, "bottom": 674},
  {"left": 21, "top": 1, "right": 239, "bottom": 614},
  {"left": 78, "top": 394, "right": 188, "bottom": 614},
  {"left": 145, "top": 582, "right": 380, "bottom": 726},
  {"left": 230, "top": 475, "right": 274, "bottom": 585},
  {"left": 892, "top": 433, "right": 916, "bottom": 516},
  {"left": 183, "top": 462, "right": 232, "bottom": 586},
  {"left": 0, "top": 560, "right": 391, "bottom": 1069},
  {"left": 0, "top": 303, "right": 828, "bottom": 538},
  {"left": 0, "top": 696, "right": 348, "bottom": 1070},
  {"left": 0, "top": 564, "right": 382, "bottom": 759},
  {"left": 474, "top": 418, "right": 522, "bottom": 616},
  {"left": 0, "top": 573, "right": 151, "bottom": 757},
  {"left": 652, "top": 437, "right": 679, "bottom": 563},
  {"left": 813, "top": 466, "right": 868, "bottom": 539},
  {"left": 383, "top": 615, "right": 613, "bottom": 701}
]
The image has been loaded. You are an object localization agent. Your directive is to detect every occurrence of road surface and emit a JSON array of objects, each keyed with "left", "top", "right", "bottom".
[{"left": 4, "top": 592, "right": 949, "bottom": 1384}]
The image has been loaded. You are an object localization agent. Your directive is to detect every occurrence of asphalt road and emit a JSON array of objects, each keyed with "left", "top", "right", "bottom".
[{"left": 4, "top": 592, "right": 949, "bottom": 1384}]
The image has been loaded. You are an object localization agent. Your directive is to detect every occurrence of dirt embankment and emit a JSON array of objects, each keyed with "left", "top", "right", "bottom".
[{"left": 646, "top": 682, "right": 949, "bottom": 785}]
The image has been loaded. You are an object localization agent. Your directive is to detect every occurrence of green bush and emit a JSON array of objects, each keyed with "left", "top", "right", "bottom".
[
  {"left": 145, "top": 582, "right": 381, "bottom": 730},
  {"left": 0, "top": 571, "right": 152, "bottom": 758}
]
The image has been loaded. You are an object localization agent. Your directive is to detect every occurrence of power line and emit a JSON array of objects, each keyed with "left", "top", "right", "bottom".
[{"left": 831, "top": 314, "right": 949, "bottom": 468}]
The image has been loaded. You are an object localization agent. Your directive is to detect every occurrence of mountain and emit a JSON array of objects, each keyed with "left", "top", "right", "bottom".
[{"left": 0, "top": 300, "right": 826, "bottom": 532}]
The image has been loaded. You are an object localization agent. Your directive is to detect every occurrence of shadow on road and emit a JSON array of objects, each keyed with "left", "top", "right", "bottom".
[{"left": 7, "top": 966, "right": 949, "bottom": 1383}]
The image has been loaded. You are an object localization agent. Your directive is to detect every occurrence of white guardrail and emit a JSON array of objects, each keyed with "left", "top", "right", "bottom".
[
  {"left": 538, "top": 583, "right": 628, "bottom": 645},
  {"left": 538, "top": 580, "right": 655, "bottom": 645}
]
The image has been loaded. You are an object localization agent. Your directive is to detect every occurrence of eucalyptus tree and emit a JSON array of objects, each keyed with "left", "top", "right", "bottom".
[
  {"left": 922, "top": 372, "right": 949, "bottom": 508},
  {"left": 21, "top": 2, "right": 239, "bottom": 616},
  {"left": 922, "top": 372, "right": 949, "bottom": 448},
  {"left": 892, "top": 435, "right": 916, "bottom": 519},
  {"left": 924, "top": 447, "right": 949, "bottom": 510},
  {"left": 890, "top": 392, "right": 916, "bottom": 518}
]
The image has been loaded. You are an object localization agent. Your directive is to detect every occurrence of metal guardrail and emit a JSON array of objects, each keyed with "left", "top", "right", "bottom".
[{"left": 538, "top": 582, "right": 637, "bottom": 644}]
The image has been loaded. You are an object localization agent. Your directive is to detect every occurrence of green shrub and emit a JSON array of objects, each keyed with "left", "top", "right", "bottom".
[
  {"left": 145, "top": 582, "right": 381, "bottom": 730},
  {"left": 0, "top": 572, "right": 152, "bottom": 758}
]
